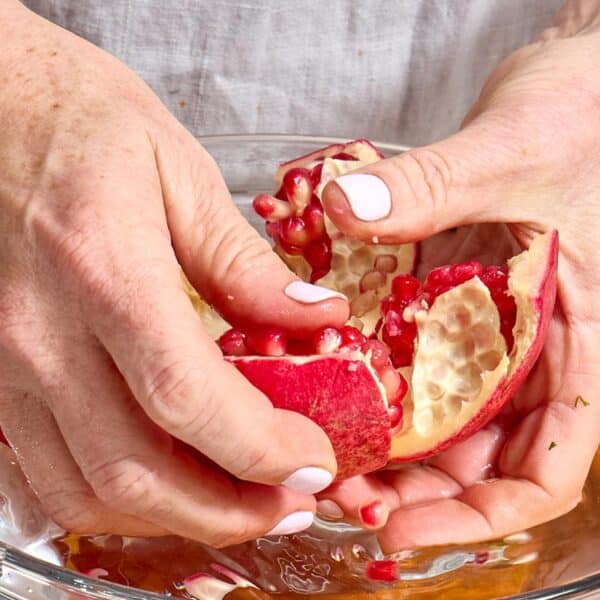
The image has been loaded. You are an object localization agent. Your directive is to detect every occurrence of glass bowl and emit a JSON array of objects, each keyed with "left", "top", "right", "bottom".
[{"left": 0, "top": 134, "right": 599, "bottom": 600}]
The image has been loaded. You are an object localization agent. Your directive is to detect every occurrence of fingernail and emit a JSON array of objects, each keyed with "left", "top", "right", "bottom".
[
  {"left": 282, "top": 467, "right": 333, "bottom": 494},
  {"left": 335, "top": 174, "right": 391, "bottom": 221},
  {"left": 267, "top": 511, "right": 314, "bottom": 536},
  {"left": 317, "top": 499, "right": 344, "bottom": 520},
  {"left": 284, "top": 281, "right": 347, "bottom": 304},
  {"left": 359, "top": 500, "right": 387, "bottom": 527}
]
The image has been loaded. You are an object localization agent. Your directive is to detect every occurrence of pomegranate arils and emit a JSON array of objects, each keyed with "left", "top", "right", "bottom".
[
  {"left": 259, "top": 162, "right": 333, "bottom": 283},
  {"left": 252, "top": 194, "right": 292, "bottom": 220},
  {"left": 359, "top": 500, "right": 384, "bottom": 527},
  {"left": 339, "top": 325, "right": 367, "bottom": 349},
  {"left": 314, "top": 327, "right": 342, "bottom": 354},
  {"left": 391, "top": 273, "right": 420, "bottom": 301},
  {"left": 246, "top": 329, "right": 287, "bottom": 357},
  {"left": 302, "top": 202, "right": 326, "bottom": 238},
  {"left": 362, "top": 339, "right": 390, "bottom": 370},
  {"left": 382, "top": 262, "right": 518, "bottom": 367},
  {"left": 218, "top": 329, "right": 248, "bottom": 356},
  {"left": 365, "top": 560, "right": 398, "bottom": 582},
  {"left": 282, "top": 167, "right": 313, "bottom": 213},
  {"left": 281, "top": 216, "right": 310, "bottom": 247},
  {"left": 309, "top": 162, "right": 324, "bottom": 187}
]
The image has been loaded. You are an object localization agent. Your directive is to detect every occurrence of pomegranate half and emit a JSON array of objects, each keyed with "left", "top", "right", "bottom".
[
  {"left": 252, "top": 139, "right": 418, "bottom": 334},
  {"left": 197, "top": 141, "right": 558, "bottom": 480}
]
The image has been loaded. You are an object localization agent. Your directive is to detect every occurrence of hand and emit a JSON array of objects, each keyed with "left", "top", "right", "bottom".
[
  {"left": 0, "top": 2, "right": 349, "bottom": 546},
  {"left": 317, "top": 1, "right": 600, "bottom": 551}
]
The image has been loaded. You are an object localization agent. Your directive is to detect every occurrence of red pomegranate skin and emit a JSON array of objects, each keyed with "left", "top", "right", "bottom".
[{"left": 230, "top": 356, "right": 391, "bottom": 480}]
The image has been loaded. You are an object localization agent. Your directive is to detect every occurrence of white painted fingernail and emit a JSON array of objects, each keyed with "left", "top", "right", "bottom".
[
  {"left": 282, "top": 467, "right": 333, "bottom": 494},
  {"left": 267, "top": 511, "right": 314, "bottom": 536},
  {"left": 316, "top": 499, "right": 344, "bottom": 520},
  {"left": 284, "top": 281, "right": 347, "bottom": 304},
  {"left": 336, "top": 173, "right": 391, "bottom": 221}
]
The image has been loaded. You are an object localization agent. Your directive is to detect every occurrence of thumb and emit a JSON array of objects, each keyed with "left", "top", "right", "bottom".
[
  {"left": 321, "top": 116, "right": 552, "bottom": 243},
  {"left": 155, "top": 130, "right": 350, "bottom": 336}
]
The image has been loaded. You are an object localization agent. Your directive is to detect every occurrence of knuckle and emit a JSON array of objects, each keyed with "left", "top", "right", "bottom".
[
  {"left": 227, "top": 433, "right": 272, "bottom": 481},
  {"left": 39, "top": 488, "right": 104, "bottom": 534},
  {"left": 215, "top": 229, "right": 274, "bottom": 284},
  {"left": 88, "top": 455, "right": 158, "bottom": 512},
  {"left": 206, "top": 518, "right": 252, "bottom": 548},
  {"left": 143, "top": 358, "right": 217, "bottom": 435},
  {"left": 402, "top": 148, "right": 452, "bottom": 216}
]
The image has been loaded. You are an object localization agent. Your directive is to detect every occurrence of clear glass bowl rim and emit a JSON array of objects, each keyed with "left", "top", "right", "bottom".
[{"left": 1, "top": 133, "right": 598, "bottom": 600}]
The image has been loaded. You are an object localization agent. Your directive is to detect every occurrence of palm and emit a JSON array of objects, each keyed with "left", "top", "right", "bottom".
[{"left": 320, "top": 225, "right": 600, "bottom": 551}]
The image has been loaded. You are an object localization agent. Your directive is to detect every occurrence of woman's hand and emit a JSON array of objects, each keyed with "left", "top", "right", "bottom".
[
  {"left": 317, "top": 0, "right": 600, "bottom": 551},
  {"left": 0, "top": 1, "right": 350, "bottom": 546}
]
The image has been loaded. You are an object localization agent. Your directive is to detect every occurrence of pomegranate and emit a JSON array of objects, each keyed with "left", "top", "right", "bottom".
[
  {"left": 222, "top": 229, "right": 557, "bottom": 478},
  {"left": 193, "top": 141, "right": 558, "bottom": 480},
  {"left": 253, "top": 139, "right": 418, "bottom": 334}
]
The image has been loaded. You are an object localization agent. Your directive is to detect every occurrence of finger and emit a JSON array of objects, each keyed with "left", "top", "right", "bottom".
[
  {"left": 317, "top": 475, "right": 396, "bottom": 529},
  {"left": 319, "top": 425, "right": 506, "bottom": 529},
  {"left": 65, "top": 170, "right": 338, "bottom": 489},
  {"left": 152, "top": 129, "right": 349, "bottom": 335},
  {"left": 319, "top": 465, "right": 462, "bottom": 529},
  {"left": 379, "top": 395, "right": 600, "bottom": 551},
  {"left": 427, "top": 423, "right": 506, "bottom": 487},
  {"left": 0, "top": 389, "right": 165, "bottom": 537},
  {"left": 39, "top": 337, "right": 317, "bottom": 545},
  {"left": 320, "top": 116, "right": 557, "bottom": 244}
]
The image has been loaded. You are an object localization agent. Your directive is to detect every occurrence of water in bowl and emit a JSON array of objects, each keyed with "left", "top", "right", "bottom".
[{"left": 53, "top": 452, "right": 600, "bottom": 599}]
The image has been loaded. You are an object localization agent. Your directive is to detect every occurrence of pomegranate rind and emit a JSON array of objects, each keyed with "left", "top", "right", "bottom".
[
  {"left": 275, "top": 139, "right": 384, "bottom": 185},
  {"left": 389, "top": 231, "right": 558, "bottom": 462},
  {"left": 229, "top": 355, "right": 391, "bottom": 479}
]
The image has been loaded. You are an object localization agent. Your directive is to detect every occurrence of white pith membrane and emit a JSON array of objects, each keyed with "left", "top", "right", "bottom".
[
  {"left": 275, "top": 154, "right": 417, "bottom": 335},
  {"left": 392, "top": 278, "right": 509, "bottom": 456},
  {"left": 390, "top": 235, "right": 546, "bottom": 459}
]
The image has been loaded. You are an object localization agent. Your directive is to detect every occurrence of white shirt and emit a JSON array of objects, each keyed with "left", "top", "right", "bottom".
[{"left": 22, "top": 1, "right": 561, "bottom": 146}]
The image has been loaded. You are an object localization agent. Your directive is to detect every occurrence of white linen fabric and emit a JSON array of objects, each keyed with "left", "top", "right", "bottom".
[{"left": 21, "top": 1, "right": 561, "bottom": 146}]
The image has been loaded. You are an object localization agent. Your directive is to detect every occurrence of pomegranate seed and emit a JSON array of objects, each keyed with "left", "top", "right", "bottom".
[
  {"left": 331, "top": 152, "right": 356, "bottom": 160},
  {"left": 362, "top": 339, "right": 390, "bottom": 370},
  {"left": 252, "top": 194, "right": 292, "bottom": 220},
  {"left": 396, "top": 373, "right": 408, "bottom": 401},
  {"left": 472, "top": 551, "right": 489, "bottom": 565},
  {"left": 304, "top": 239, "right": 332, "bottom": 270},
  {"left": 391, "top": 274, "right": 420, "bottom": 301},
  {"left": 365, "top": 560, "right": 397, "bottom": 582},
  {"left": 309, "top": 162, "right": 324, "bottom": 187},
  {"left": 359, "top": 500, "right": 384, "bottom": 527},
  {"left": 310, "top": 268, "right": 329, "bottom": 283},
  {"left": 339, "top": 326, "right": 366, "bottom": 348},
  {"left": 302, "top": 202, "right": 325, "bottom": 239},
  {"left": 380, "top": 366, "right": 402, "bottom": 400},
  {"left": 246, "top": 329, "right": 287, "bottom": 356},
  {"left": 280, "top": 216, "right": 310, "bottom": 247},
  {"left": 313, "top": 327, "right": 342, "bottom": 354},
  {"left": 282, "top": 167, "right": 313, "bottom": 213},
  {"left": 265, "top": 221, "right": 281, "bottom": 240},
  {"left": 218, "top": 329, "right": 248, "bottom": 356},
  {"left": 388, "top": 403, "right": 403, "bottom": 429},
  {"left": 278, "top": 238, "right": 304, "bottom": 255}
]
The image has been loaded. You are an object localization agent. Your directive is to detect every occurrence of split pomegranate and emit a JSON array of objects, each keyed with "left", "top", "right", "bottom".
[
  {"left": 253, "top": 139, "right": 418, "bottom": 334},
  {"left": 194, "top": 140, "right": 558, "bottom": 480},
  {"left": 219, "top": 237, "right": 557, "bottom": 478}
]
